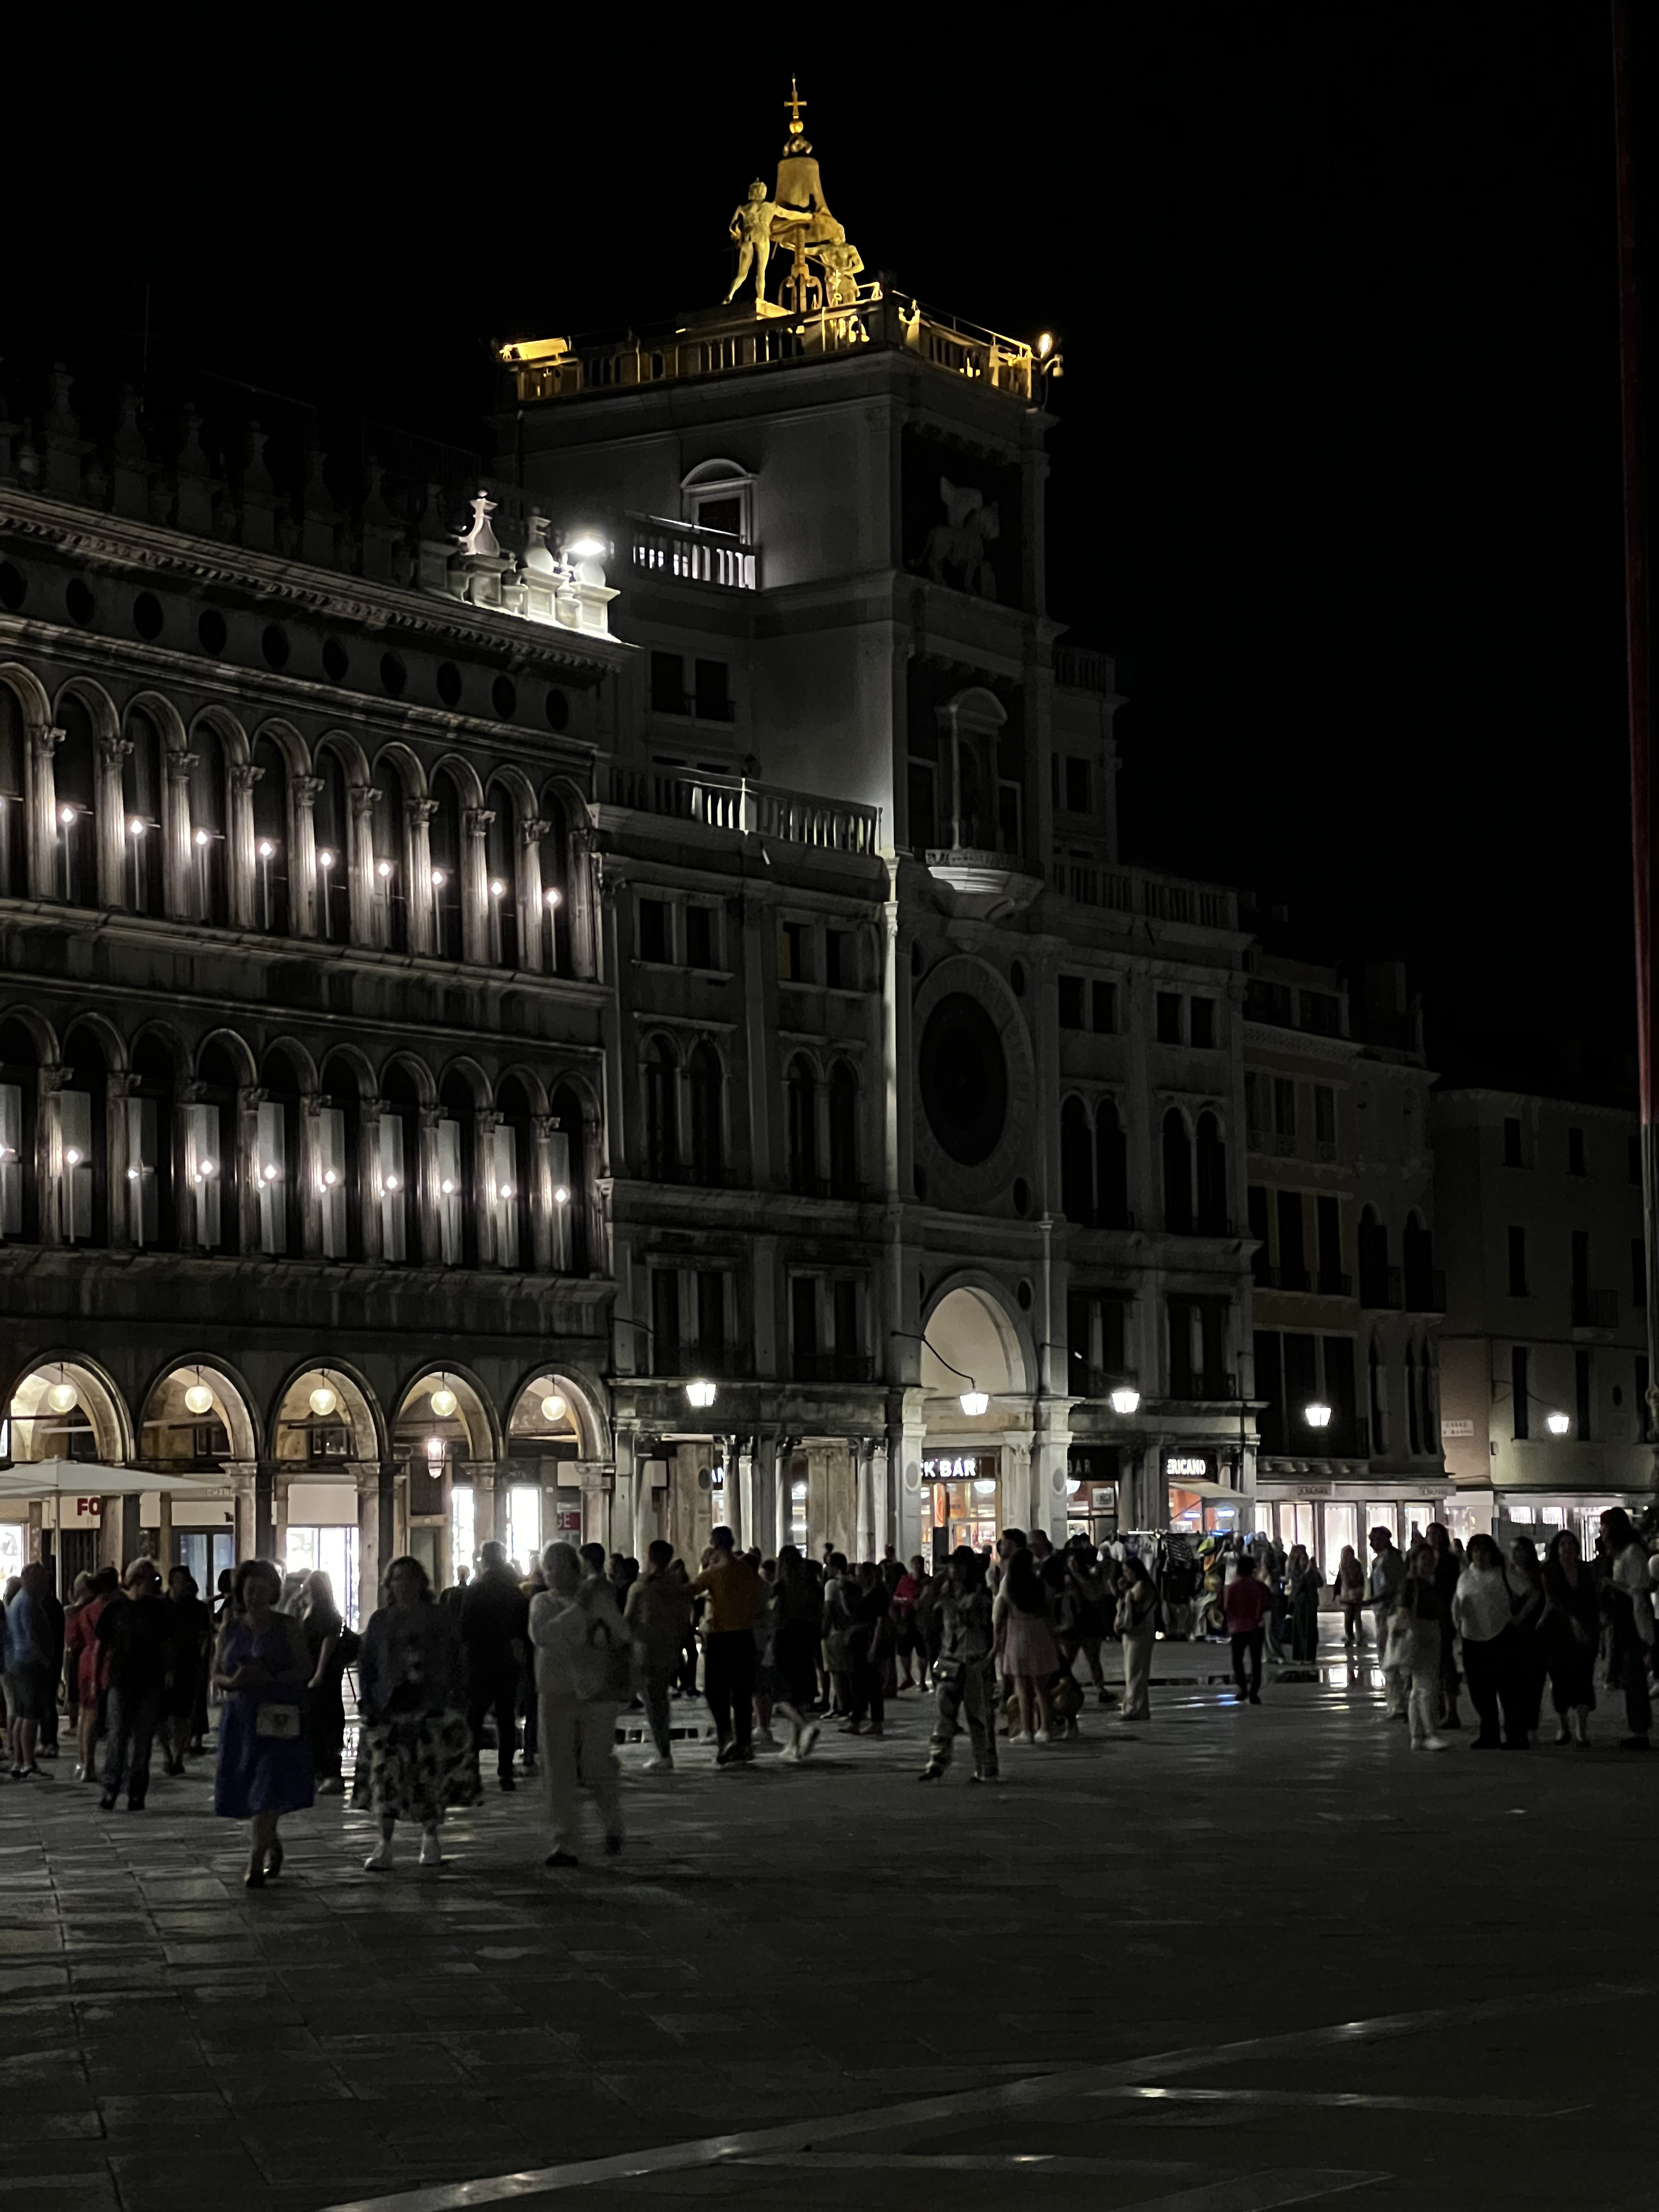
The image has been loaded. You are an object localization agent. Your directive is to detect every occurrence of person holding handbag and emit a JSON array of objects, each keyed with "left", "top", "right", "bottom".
[{"left": 212, "top": 1558, "right": 314, "bottom": 1888}]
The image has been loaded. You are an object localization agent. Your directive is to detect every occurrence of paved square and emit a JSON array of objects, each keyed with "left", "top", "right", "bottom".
[{"left": 2, "top": 1653, "right": 1653, "bottom": 2212}]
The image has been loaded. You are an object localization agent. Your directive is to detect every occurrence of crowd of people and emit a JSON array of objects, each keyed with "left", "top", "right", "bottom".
[{"left": 3, "top": 1507, "right": 1656, "bottom": 1882}]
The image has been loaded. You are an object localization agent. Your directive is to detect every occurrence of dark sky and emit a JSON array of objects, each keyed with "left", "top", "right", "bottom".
[{"left": 4, "top": 6, "right": 1646, "bottom": 1084}]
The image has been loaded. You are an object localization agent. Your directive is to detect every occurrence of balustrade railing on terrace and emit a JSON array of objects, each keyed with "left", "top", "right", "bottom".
[
  {"left": 1048, "top": 859, "right": 1237, "bottom": 932},
  {"left": 629, "top": 514, "right": 757, "bottom": 592},
  {"left": 604, "top": 765, "right": 880, "bottom": 855}
]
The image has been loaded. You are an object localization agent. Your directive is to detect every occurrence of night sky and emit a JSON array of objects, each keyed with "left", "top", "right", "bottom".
[{"left": 5, "top": 7, "right": 1647, "bottom": 1089}]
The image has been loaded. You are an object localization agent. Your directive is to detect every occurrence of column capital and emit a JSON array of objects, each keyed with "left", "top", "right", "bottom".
[
  {"left": 293, "top": 775, "right": 323, "bottom": 807},
  {"left": 231, "top": 761, "right": 264, "bottom": 793},
  {"left": 98, "top": 733, "right": 133, "bottom": 767},
  {"left": 464, "top": 807, "right": 495, "bottom": 839},
  {"left": 166, "top": 749, "right": 197, "bottom": 782},
  {"left": 33, "top": 724, "right": 65, "bottom": 758},
  {"left": 406, "top": 797, "right": 438, "bottom": 825}
]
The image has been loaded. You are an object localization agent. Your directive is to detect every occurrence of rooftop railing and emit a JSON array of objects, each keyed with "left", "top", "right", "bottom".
[
  {"left": 629, "top": 513, "right": 757, "bottom": 592},
  {"left": 1048, "top": 859, "right": 1238, "bottom": 933},
  {"left": 604, "top": 764, "right": 880, "bottom": 856}
]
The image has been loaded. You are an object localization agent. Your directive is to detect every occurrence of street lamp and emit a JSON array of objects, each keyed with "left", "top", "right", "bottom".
[
  {"left": 430, "top": 1380, "right": 458, "bottom": 1420},
  {"left": 1109, "top": 1384, "right": 1141, "bottom": 1416},
  {"left": 541, "top": 1391, "right": 567, "bottom": 1423},
  {"left": 1303, "top": 1401, "right": 1332, "bottom": 1430},
  {"left": 686, "top": 1378, "right": 718, "bottom": 1411},
  {"left": 1546, "top": 1411, "right": 1571, "bottom": 1436},
  {"left": 959, "top": 1389, "right": 989, "bottom": 1417}
]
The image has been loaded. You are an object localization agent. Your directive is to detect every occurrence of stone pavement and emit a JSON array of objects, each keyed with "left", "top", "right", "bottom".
[{"left": 1, "top": 1652, "right": 1654, "bottom": 2212}]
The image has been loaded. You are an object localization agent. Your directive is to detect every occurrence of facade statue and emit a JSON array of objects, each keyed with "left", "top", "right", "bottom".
[
  {"left": 923, "top": 478, "right": 1000, "bottom": 601},
  {"left": 723, "top": 181, "right": 778, "bottom": 306}
]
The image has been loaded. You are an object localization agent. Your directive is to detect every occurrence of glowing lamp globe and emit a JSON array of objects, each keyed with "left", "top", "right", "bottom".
[
  {"left": 430, "top": 1385, "right": 458, "bottom": 1419},
  {"left": 541, "top": 1392, "right": 567, "bottom": 1423},
  {"left": 309, "top": 1385, "right": 338, "bottom": 1418},
  {"left": 46, "top": 1379, "right": 79, "bottom": 1415},
  {"left": 184, "top": 1382, "right": 214, "bottom": 1415}
]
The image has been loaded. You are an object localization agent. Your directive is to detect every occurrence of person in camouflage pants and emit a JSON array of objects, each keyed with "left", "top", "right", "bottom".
[{"left": 919, "top": 1548, "right": 999, "bottom": 1783}]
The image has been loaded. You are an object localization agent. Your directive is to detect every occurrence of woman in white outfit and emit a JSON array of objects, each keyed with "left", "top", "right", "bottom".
[{"left": 530, "top": 1542, "right": 628, "bottom": 1867}]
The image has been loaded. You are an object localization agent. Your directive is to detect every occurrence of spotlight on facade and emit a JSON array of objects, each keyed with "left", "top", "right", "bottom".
[
  {"left": 959, "top": 1389, "right": 990, "bottom": 1417},
  {"left": 126, "top": 1166, "right": 140, "bottom": 1181},
  {"left": 318, "top": 849, "right": 335, "bottom": 869},
  {"left": 685, "top": 1378, "right": 718, "bottom": 1411},
  {"left": 545, "top": 887, "right": 562, "bottom": 908},
  {"left": 258, "top": 839, "right": 276, "bottom": 859},
  {"left": 1037, "top": 331, "right": 1054, "bottom": 358},
  {"left": 440, "top": 1177, "right": 457, "bottom": 1195},
  {"left": 197, "top": 1159, "right": 216, "bottom": 1177},
  {"left": 128, "top": 818, "right": 145, "bottom": 837},
  {"left": 552, "top": 1184, "right": 570, "bottom": 1204},
  {"left": 425, "top": 1435, "right": 445, "bottom": 1461},
  {"left": 59, "top": 805, "right": 76, "bottom": 826},
  {"left": 499, "top": 1182, "right": 514, "bottom": 1199},
  {"left": 64, "top": 1147, "right": 82, "bottom": 1167},
  {"left": 322, "top": 1168, "right": 338, "bottom": 1187},
  {"left": 489, "top": 878, "right": 506, "bottom": 898},
  {"left": 430, "top": 1384, "right": 459, "bottom": 1419},
  {"left": 195, "top": 828, "right": 210, "bottom": 847},
  {"left": 309, "top": 1384, "right": 338, "bottom": 1418},
  {"left": 1303, "top": 1401, "right": 1333, "bottom": 1429},
  {"left": 46, "top": 1378, "right": 80, "bottom": 1415},
  {"left": 262, "top": 1163, "right": 280, "bottom": 1182},
  {"left": 184, "top": 1381, "right": 214, "bottom": 1415},
  {"left": 377, "top": 860, "right": 393, "bottom": 879},
  {"left": 431, "top": 869, "right": 447, "bottom": 889},
  {"left": 541, "top": 1392, "right": 567, "bottom": 1423},
  {"left": 566, "top": 536, "right": 606, "bottom": 560},
  {"left": 1546, "top": 1411, "right": 1571, "bottom": 1436},
  {"left": 1108, "top": 1384, "right": 1141, "bottom": 1416},
  {"left": 384, "top": 1173, "right": 400, "bottom": 1192}
]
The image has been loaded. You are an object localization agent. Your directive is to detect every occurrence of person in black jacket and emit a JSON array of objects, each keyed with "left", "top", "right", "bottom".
[
  {"left": 460, "top": 1542, "right": 529, "bottom": 1789},
  {"left": 96, "top": 1559, "right": 173, "bottom": 1810}
]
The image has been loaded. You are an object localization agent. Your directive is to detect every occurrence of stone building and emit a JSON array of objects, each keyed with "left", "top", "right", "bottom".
[
  {"left": 0, "top": 100, "right": 1259, "bottom": 1610},
  {"left": 1434, "top": 1083, "right": 1653, "bottom": 1549},
  {"left": 1245, "top": 954, "right": 1449, "bottom": 1568}
]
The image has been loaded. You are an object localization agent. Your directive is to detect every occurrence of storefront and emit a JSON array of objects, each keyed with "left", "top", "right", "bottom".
[
  {"left": 1066, "top": 1446, "right": 1119, "bottom": 1546},
  {"left": 1165, "top": 1451, "right": 1245, "bottom": 1537},
  {"left": 924, "top": 1452, "right": 1000, "bottom": 1562},
  {"left": 1256, "top": 1478, "right": 1455, "bottom": 1579},
  {"left": 1491, "top": 1488, "right": 1646, "bottom": 1561}
]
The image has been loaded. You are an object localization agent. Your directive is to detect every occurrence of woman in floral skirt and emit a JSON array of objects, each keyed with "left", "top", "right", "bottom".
[{"left": 354, "top": 1555, "right": 478, "bottom": 1872}]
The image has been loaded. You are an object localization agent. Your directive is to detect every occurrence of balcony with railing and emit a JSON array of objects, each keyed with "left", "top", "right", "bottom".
[
  {"left": 1048, "top": 859, "right": 1238, "bottom": 934},
  {"left": 629, "top": 514, "right": 757, "bottom": 592},
  {"left": 604, "top": 764, "right": 880, "bottom": 856}
]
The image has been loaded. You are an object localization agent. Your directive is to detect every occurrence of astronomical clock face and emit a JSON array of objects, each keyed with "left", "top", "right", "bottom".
[{"left": 913, "top": 956, "right": 1033, "bottom": 1208}]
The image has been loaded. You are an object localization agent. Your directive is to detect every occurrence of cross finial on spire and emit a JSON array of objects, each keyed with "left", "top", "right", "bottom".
[{"left": 784, "top": 76, "right": 807, "bottom": 135}]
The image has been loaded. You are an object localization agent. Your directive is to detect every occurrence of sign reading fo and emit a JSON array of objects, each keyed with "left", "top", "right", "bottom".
[{"left": 75, "top": 1498, "right": 103, "bottom": 1521}]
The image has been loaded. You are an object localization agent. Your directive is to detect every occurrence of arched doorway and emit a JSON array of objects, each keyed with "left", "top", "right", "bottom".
[
  {"left": 6, "top": 1358, "right": 129, "bottom": 1585},
  {"left": 391, "top": 1367, "right": 493, "bottom": 1588},
  {"left": 919, "top": 1284, "right": 1027, "bottom": 1561},
  {"left": 504, "top": 1373, "right": 594, "bottom": 1570},
  {"left": 270, "top": 1364, "right": 379, "bottom": 1619}
]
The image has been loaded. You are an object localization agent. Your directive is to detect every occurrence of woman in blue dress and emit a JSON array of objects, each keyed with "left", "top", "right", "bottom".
[{"left": 212, "top": 1559, "right": 315, "bottom": 1888}]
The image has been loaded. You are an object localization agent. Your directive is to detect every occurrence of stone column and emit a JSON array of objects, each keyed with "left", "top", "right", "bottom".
[
  {"left": 28, "top": 724, "right": 62, "bottom": 900},
  {"left": 106, "top": 1070, "right": 134, "bottom": 1254},
  {"left": 348, "top": 783, "right": 377, "bottom": 946},
  {"left": 353, "top": 1464, "right": 384, "bottom": 1626},
  {"left": 471, "top": 1465, "right": 500, "bottom": 1550},
  {"left": 405, "top": 797, "right": 436, "bottom": 956},
  {"left": 473, "top": 1108, "right": 502, "bottom": 1267},
  {"left": 416, "top": 1104, "right": 442, "bottom": 1263},
  {"left": 528, "top": 1113, "right": 556, "bottom": 1273},
  {"left": 1032, "top": 1400, "right": 1072, "bottom": 1546},
  {"left": 854, "top": 1437, "right": 876, "bottom": 1561},
  {"left": 236, "top": 1086, "right": 265, "bottom": 1254},
  {"left": 518, "top": 816, "right": 548, "bottom": 975},
  {"left": 271, "top": 1466, "right": 293, "bottom": 1565},
  {"left": 576, "top": 1459, "right": 614, "bottom": 1551},
  {"left": 97, "top": 733, "right": 131, "bottom": 909},
  {"left": 359, "top": 1097, "right": 385, "bottom": 1264},
  {"left": 156, "top": 1490, "right": 173, "bottom": 1572},
  {"left": 617, "top": 1426, "right": 648, "bottom": 1563},
  {"left": 462, "top": 806, "right": 493, "bottom": 965},
  {"left": 36, "top": 1065, "right": 67, "bottom": 1247},
  {"left": 164, "top": 745, "right": 196, "bottom": 920},
  {"left": 568, "top": 822, "right": 599, "bottom": 982},
  {"left": 227, "top": 1465, "right": 257, "bottom": 1565},
  {"left": 228, "top": 760, "right": 260, "bottom": 930},
  {"left": 297, "top": 1093, "right": 324, "bottom": 1256},
  {"left": 291, "top": 774, "right": 322, "bottom": 938}
]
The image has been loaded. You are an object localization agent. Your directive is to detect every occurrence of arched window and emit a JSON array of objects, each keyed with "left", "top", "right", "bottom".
[
  {"left": 1095, "top": 1098, "right": 1129, "bottom": 1230},
  {"left": 550, "top": 1081, "right": 589, "bottom": 1274},
  {"left": 644, "top": 1038, "right": 679, "bottom": 1182},
  {"left": 371, "top": 756, "right": 414, "bottom": 953},
  {"left": 828, "top": 1060, "right": 859, "bottom": 1197},
  {"left": 318, "top": 1053, "right": 363, "bottom": 1261},
  {"left": 194, "top": 1040, "right": 241, "bottom": 1254},
  {"left": 380, "top": 1062, "right": 423, "bottom": 1263},
  {"left": 485, "top": 789, "right": 519, "bottom": 969},
  {"left": 437, "top": 1070, "right": 477, "bottom": 1265},
  {"left": 1061, "top": 1096, "right": 1093, "bottom": 1225},
  {"left": 54, "top": 695, "right": 97, "bottom": 906},
  {"left": 1162, "top": 1110, "right": 1193, "bottom": 1234},
  {"left": 1358, "top": 1206, "right": 1389, "bottom": 1308},
  {"left": 313, "top": 746, "right": 351, "bottom": 941},
  {"left": 0, "top": 683, "right": 28, "bottom": 897},
  {"left": 250, "top": 736, "right": 291, "bottom": 935},
  {"left": 190, "top": 723, "right": 230, "bottom": 926},
  {"left": 688, "top": 1043, "right": 724, "bottom": 1185},
  {"left": 257, "top": 1048, "right": 306, "bottom": 1256},
  {"left": 129, "top": 1034, "right": 176, "bottom": 1250},
  {"left": 57, "top": 1026, "right": 108, "bottom": 1245},
  {"left": 1405, "top": 1342, "right": 1421, "bottom": 1455},
  {"left": 0, "top": 1018, "right": 39, "bottom": 1241},
  {"left": 429, "top": 769, "right": 464, "bottom": 961},
  {"left": 540, "top": 795, "right": 571, "bottom": 974},
  {"left": 1196, "top": 1112, "right": 1228, "bottom": 1234},
  {"left": 122, "top": 708, "right": 166, "bottom": 915},
  {"left": 494, "top": 1075, "right": 535, "bottom": 1267},
  {"left": 1403, "top": 1210, "right": 1434, "bottom": 1312},
  {"left": 786, "top": 1056, "right": 817, "bottom": 1194}
]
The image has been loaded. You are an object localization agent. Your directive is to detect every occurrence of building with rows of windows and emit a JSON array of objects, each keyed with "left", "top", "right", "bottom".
[{"left": 0, "top": 110, "right": 1262, "bottom": 1614}]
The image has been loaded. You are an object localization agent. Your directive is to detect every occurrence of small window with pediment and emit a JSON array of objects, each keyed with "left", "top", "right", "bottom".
[{"left": 681, "top": 458, "right": 754, "bottom": 545}]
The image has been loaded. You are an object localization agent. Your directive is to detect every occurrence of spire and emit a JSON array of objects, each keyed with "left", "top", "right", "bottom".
[{"left": 784, "top": 75, "right": 807, "bottom": 143}]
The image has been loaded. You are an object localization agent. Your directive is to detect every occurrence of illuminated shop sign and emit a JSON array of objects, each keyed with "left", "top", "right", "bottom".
[
  {"left": 922, "top": 1455, "right": 997, "bottom": 1481},
  {"left": 1165, "top": 1455, "right": 1211, "bottom": 1478}
]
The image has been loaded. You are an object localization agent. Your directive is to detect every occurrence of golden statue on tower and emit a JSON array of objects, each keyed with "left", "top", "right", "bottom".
[{"left": 723, "top": 80, "right": 865, "bottom": 314}]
